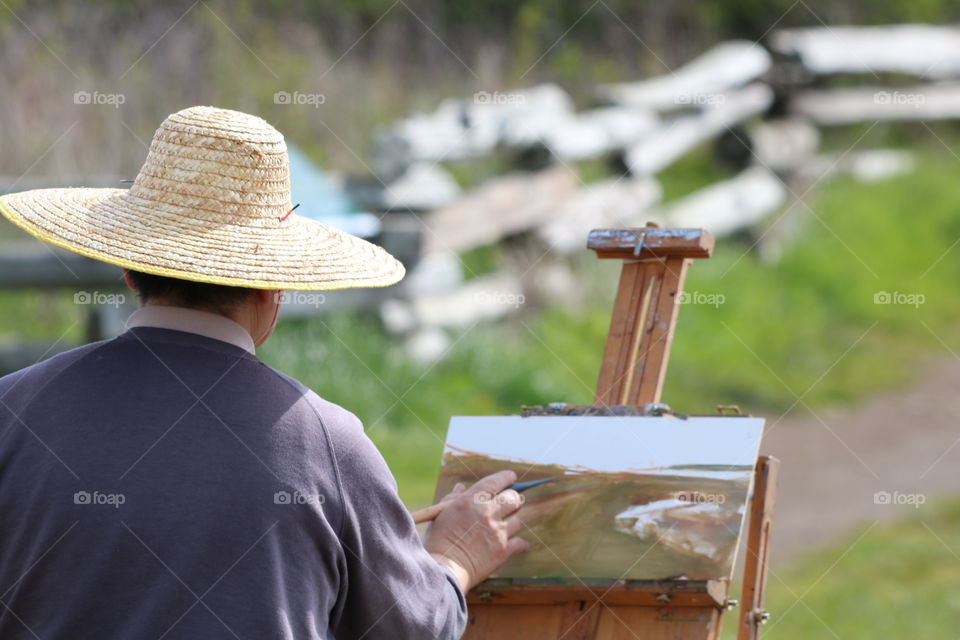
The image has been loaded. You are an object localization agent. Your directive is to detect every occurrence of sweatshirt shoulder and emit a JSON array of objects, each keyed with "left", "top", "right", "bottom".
[
  {"left": 255, "top": 362, "right": 363, "bottom": 435},
  {"left": 0, "top": 339, "right": 113, "bottom": 400}
]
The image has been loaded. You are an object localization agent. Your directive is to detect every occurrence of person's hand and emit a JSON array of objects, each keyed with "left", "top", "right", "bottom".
[{"left": 423, "top": 470, "right": 529, "bottom": 591}]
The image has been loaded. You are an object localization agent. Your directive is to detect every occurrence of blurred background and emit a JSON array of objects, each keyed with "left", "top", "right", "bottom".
[{"left": 3, "top": 0, "right": 960, "bottom": 636}]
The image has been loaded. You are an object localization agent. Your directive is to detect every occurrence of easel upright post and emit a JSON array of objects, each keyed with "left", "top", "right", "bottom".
[
  {"left": 739, "top": 456, "right": 779, "bottom": 640},
  {"left": 588, "top": 227, "right": 714, "bottom": 405}
]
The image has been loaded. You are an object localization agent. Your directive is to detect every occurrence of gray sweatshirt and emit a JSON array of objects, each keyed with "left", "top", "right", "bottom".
[{"left": 0, "top": 324, "right": 466, "bottom": 639}]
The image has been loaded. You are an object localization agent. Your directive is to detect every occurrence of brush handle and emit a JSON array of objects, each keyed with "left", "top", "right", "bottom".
[
  {"left": 411, "top": 477, "right": 554, "bottom": 524},
  {"left": 410, "top": 499, "right": 455, "bottom": 524}
]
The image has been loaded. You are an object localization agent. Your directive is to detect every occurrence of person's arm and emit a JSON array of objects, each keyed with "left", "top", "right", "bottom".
[{"left": 326, "top": 410, "right": 472, "bottom": 639}]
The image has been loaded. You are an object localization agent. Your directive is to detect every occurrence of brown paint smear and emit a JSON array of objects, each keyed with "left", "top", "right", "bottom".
[{"left": 436, "top": 453, "right": 751, "bottom": 580}]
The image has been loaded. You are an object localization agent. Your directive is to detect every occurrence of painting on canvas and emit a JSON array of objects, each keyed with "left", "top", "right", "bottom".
[{"left": 434, "top": 415, "right": 765, "bottom": 581}]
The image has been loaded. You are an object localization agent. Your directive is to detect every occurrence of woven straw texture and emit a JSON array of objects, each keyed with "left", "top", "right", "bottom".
[{"left": 0, "top": 106, "right": 405, "bottom": 291}]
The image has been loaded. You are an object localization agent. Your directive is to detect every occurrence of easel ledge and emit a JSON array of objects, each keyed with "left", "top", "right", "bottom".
[{"left": 470, "top": 578, "right": 730, "bottom": 608}]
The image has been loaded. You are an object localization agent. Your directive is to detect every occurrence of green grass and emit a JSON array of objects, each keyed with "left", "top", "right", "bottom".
[
  {"left": 657, "top": 144, "right": 738, "bottom": 202},
  {"left": 0, "top": 290, "right": 88, "bottom": 344},
  {"left": 719, "top": 499, "right": 960, "bottom": 638},
  {"left": 665, "top": 152, "right": 960, "bottom": 411}
]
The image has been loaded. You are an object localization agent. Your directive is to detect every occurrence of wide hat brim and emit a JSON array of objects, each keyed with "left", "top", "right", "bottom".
[{"left": 0, "top": 188, "right": 405, "bottom": 291}]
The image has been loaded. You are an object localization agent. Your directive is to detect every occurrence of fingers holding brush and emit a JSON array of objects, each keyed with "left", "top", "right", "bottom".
[{"left": 422, "top": 470, "right": 530, "bottom": 591}]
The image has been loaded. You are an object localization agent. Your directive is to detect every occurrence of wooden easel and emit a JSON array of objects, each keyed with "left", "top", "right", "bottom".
[{"left": 462, "top": 227, "right": 779, "bottom": 640}]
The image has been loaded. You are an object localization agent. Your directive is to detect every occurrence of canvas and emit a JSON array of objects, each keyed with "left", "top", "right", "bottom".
[{"left": 434, "top": 415, "right": 765, "bottom": 581}]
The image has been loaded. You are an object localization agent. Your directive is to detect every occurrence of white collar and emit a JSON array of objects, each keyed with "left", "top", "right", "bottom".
[{"left": 125, "top": 305, "right": 256, "bottom": 355}]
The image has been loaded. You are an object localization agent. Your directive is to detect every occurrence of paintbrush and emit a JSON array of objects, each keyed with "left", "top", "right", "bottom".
[{"left": 411, "top": 477, "right": 554, "bottom": 524}]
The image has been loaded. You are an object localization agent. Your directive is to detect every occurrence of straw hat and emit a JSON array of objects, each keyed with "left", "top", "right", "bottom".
[{"left": 0, "top": 106, "right": 405, "bottom": 291}]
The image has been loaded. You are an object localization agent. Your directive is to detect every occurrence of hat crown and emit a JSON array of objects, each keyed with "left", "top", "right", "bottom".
[{"left": 128, "top": 106, "right": 291, "bottom": 223}]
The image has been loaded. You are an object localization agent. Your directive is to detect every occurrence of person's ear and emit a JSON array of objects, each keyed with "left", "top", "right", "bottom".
[
  {"left": 251, "top": 289, "right": 282, "bottom": 347},
  {"left": 122, "top": 270, "right": 136, "bottom": 291},
  {"left": 251, "top": 289, "right": 276, "bottom": 307}
]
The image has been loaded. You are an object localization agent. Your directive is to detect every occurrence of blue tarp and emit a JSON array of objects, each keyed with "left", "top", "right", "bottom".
[{"left": 287, "top": 145, "right": 381, "bottom": 238}]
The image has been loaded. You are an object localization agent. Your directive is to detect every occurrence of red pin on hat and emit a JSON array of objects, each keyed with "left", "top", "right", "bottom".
[{"left": 279, "top": 203, "right": 300, "bottom": 222}]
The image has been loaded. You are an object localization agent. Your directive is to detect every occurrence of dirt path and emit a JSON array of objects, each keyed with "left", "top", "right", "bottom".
[{"left": 760, "top": 357, "right": 960, "bottom": 567}]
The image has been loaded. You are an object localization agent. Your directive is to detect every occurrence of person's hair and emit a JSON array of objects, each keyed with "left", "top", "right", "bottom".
[{"left": 125, "top": 270, "right": 252, "bottom": 313}]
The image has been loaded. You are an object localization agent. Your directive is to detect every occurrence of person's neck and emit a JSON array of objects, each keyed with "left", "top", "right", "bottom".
[
  {"left": 142, "top": 301, "right": 255, "bottom": 341},
  {"left": 142, "top": 291, "right": 276, "bottom": 347}
]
